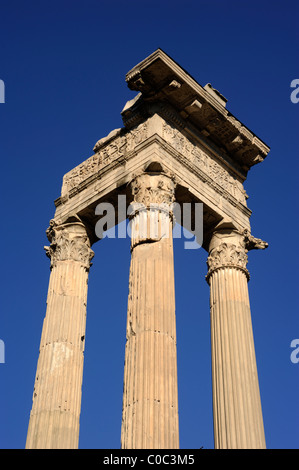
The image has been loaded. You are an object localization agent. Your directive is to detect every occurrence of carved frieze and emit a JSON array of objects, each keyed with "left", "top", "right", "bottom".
[
  {"left": 162, "top": 122, "right": 248, "bottom": 205},
  {"left": 62, "top": 122, "right": 148, "bottom": 195},
  {"left": 60, "top": 117, "right": 248, "bottom": 212},
  {"left": 126, "top": 122, "right": 148, "bottom": 152}
]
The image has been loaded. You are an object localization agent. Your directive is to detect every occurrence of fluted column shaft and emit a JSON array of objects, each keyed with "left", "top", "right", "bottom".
[
  {"left": 206, "top": 228, "right": 266, "bottom": 449},
  {"left": 121, "top": 173, "right": 179, "bottom": 449},
  {"left": 26, "top": 221, "right": 94, "bottom": 449}
]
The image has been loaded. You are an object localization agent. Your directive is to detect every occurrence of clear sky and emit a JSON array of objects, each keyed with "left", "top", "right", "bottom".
[{"left": 0, "top": 0, "right": 298, "bottom": 449}]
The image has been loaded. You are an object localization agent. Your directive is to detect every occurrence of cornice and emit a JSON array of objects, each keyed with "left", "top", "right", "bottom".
[{"left": 124, "top": 49, "right": 270, "bottom": 173}]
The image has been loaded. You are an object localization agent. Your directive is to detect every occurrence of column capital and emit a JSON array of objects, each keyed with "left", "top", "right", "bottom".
[
  {"left": 128, "top": 173, "right": 176, "bottom": 249},
  {"left": 44, "top": 219, "right": 94, "bottom": 269},
  {"left": 206, "top": 242, "right": 250, "bottom": 282},
  {"left": 206, "top": 225, "right": 268, "bottom": 282},
  {"left": 130, "top": 172, "right": 176, "bottom": 208}
]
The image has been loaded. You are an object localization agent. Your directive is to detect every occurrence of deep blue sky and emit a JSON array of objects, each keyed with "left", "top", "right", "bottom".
[{"left": 0, "top": 0, "right": 298, "bottom": 449}]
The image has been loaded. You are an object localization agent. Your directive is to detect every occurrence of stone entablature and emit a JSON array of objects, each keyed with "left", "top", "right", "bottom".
[{"left": 61, "top": 117, "right": 248, "bottom": 207}]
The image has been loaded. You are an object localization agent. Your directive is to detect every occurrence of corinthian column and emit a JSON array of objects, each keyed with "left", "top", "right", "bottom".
[
  {"left": 26, "top": 220, "right": 94, "bottom": 449},
  {"left": 206, "top": 226, "right": 267, "bottom": 449},
  {"left": 121, "top": 173, "right": 179, "bottom": 449}
]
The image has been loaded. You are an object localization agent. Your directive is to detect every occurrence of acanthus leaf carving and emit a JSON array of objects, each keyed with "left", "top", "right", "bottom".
[
  {"left": 129, "top": 173, "right": 176, "bottom": 248},
  {"left": 206, "top": 242, "right": 249, "bottom": 281},
  {"left": 45, "top": 220, "right": 94, "bottom": 269},
  {"left": 131, "top": 173, "right": 176, "bottom": 207}
]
